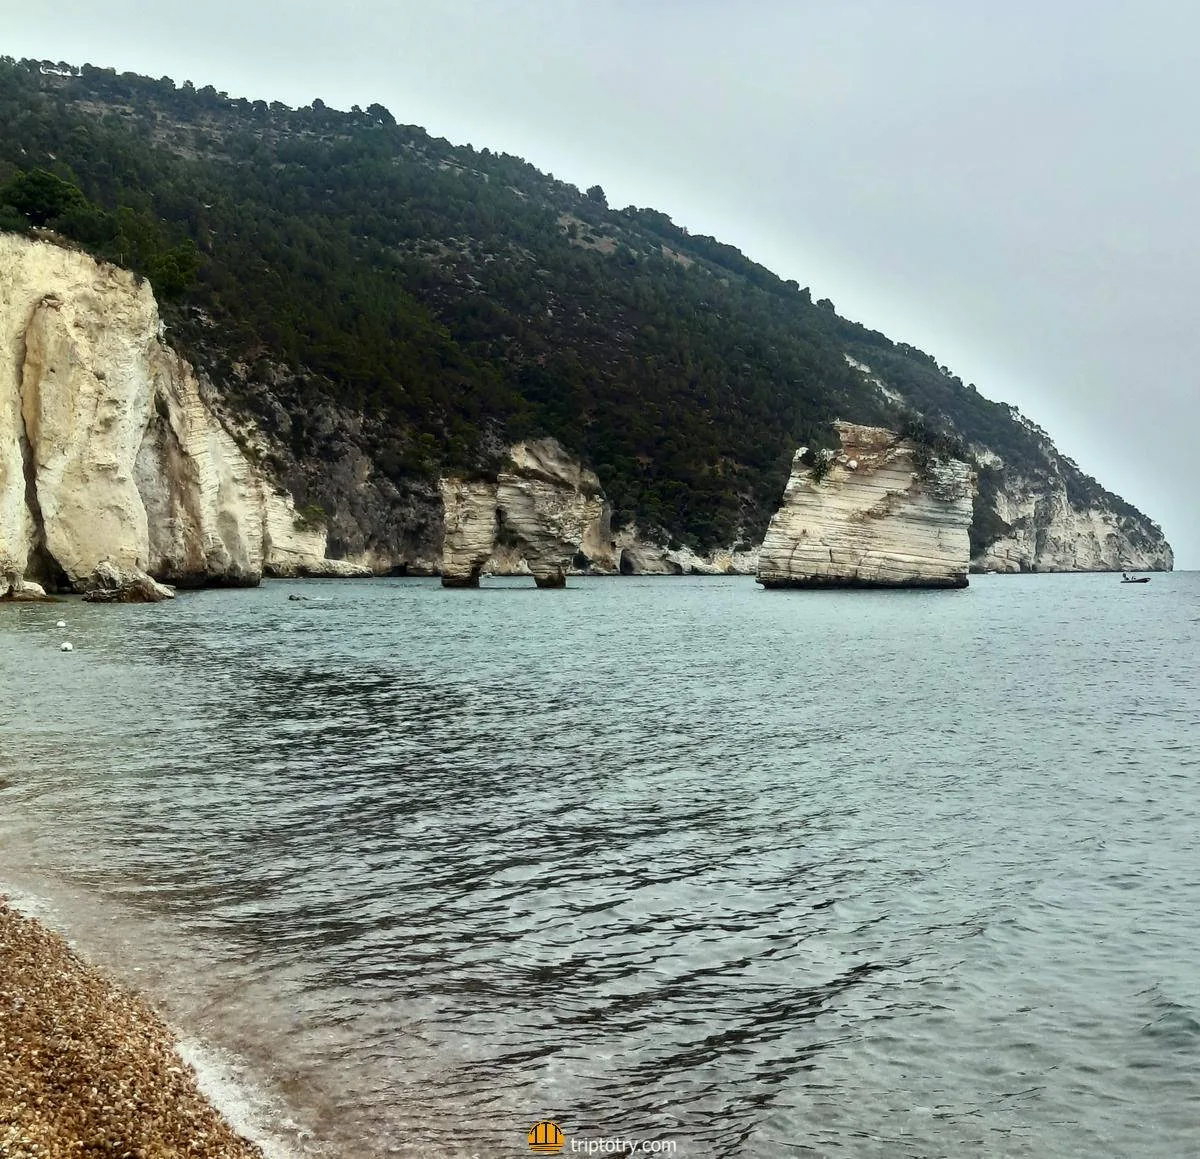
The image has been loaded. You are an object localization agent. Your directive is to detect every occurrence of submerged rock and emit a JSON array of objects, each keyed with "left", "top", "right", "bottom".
[{"left": 756, "top": 422, "right": 975, "bottom": 590}]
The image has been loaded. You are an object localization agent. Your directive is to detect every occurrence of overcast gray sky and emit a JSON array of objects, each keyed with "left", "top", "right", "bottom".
[{"left": 6, "top": 0, "right": 1197, "bottom": 565}]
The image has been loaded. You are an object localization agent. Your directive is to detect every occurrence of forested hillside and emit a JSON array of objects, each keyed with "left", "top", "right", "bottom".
[{"left": 0, "top": 57, "right": 1166, "bottom": 559}]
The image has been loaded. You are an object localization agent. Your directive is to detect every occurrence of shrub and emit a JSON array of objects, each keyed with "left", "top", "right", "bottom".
[
  {"left": 293, "top": 502, "right": 327, "bottom": 532},
  {"left": 805, "top": 448, "right": 834, "bottom": 483}
]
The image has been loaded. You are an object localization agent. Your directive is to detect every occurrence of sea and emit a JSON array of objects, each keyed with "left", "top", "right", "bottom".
[{"left": 1, "top": 573, "right": 1198, "bottom": 1159}]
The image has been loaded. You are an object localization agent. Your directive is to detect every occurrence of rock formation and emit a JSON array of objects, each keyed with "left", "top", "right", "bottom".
[
  {"left": 441, "top": 438, "right": 606, "bottom": 587},
  {"left": 440, "top": 441, "right": 765, "bottom": 585},
  {"left": 756, "top": 422, "right": 975, "bottom": 589},
  {"left": 0, "top": 234, "right": 366, "bottom": 592},
  {"left": 968, "top": 443, "right": 1174, "bottom": 572},
  {"left": 439, "top": 477, "right": 500, "bottom": 587},
  {"left": 80, "top": 561, "right": 176, "bottom": 603},
  {"left": 974, "top": 483, "right": 1174, "bottom": 572},
  {"left": 839, "top": 354, "right": 1173, "bottom": 573},
  {"left": 608, "top": 526, "right": 759, "bottom": 576},
  {"left": 1, "top": 556, "right": 48, "bottom": 600},
  {"left": 2, "top": 234, "right": 1166, "bottom": 591}
]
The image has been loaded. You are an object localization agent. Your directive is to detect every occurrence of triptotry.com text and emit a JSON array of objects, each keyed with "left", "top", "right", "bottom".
[{"left": 568, "top": 1140, "right": 677, "bottom": 1155}]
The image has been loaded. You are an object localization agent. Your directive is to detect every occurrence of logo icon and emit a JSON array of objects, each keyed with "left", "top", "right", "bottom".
[{"left": 528, "top": 1120, "right": 565, "bottom": 1154}]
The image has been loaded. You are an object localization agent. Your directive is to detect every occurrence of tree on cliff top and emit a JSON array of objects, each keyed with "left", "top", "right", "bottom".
[{"left": 0, "top": 168, "right": 87, "bottom": 226}]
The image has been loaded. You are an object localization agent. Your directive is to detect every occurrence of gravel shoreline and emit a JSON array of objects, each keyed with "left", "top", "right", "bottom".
[{"left": 1, "top": 898, "right": 265, "bottom": 1159}]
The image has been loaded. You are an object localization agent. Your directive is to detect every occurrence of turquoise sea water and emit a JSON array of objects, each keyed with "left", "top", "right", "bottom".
[{"left": 2, "top": 574, "right": 1199, "bottom": 1158}]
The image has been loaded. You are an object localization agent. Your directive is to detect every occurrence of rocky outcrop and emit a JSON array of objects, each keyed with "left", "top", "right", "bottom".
[
  {"left": 439, "top": 477, "right": 499, "bottom": 587},
  {"left": 80, "top": 561, "right": 175, "bottom": 603},
  {"left": 440, "top": 441, "right": 763, "bottom": 585},
  {"left": 495, "top": 440, "right": 607, "bottom": 586},
  {"left": 757, "top": 422, "right": 975, "bottom": 589},
  {"left": 204, "top": 352, "right": 445, "bottom": 576},
  {"left": 841, "top": 354, "right": 1172, "bottom": 573},
  {"left": 441, "top": 438, "right": 605, "bottom": 587},
  {"left": 974, "top": 479, "right": 1174, "bottom": 573},
  {"left": 0, "top": 234, "right": 359, "bottom": 592},
  {"left": 440, "top": 442, "right": 765, "bottom": 584},
  {"left": 967, "top": 432, "right": 1173, "bottom": 572},
  {"left": 608, "top": 526, "right": 759, "bottom": 576},
  {"left": 0, "top": 558, "right": 48, "bottom": 600}
]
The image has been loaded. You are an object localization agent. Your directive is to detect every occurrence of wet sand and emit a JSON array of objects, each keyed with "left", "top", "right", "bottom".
[{"left": 1, "top": 898, "right": 264, "bottom": 1159}]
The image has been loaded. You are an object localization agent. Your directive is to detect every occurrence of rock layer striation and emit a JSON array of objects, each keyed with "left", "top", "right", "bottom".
[
  {"left": 757, "top": 422, "right": 975, "bottom": 589},
  {"left": 0, "top": 233, "right": 363, "bottom": 591},
  {"left": 440, "top": 438, "right": 606, "bottom": 586},
  {"left": 971, "top": 449, "right": 1174, "bottom": 572}
]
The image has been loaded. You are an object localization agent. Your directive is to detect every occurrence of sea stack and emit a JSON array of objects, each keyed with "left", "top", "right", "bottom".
[
  {"left": 439, "top": 438, "right": 606, "bottom": 588},
  {"left": 756, "top": 421, "right": 975, "bottom": 589}
]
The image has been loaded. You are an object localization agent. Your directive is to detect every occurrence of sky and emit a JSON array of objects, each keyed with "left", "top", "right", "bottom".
[{"left": 6, "top": 0, "right": 1197, "bottom": 565}]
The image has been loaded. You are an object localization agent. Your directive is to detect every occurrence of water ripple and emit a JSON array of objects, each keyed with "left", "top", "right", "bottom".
[{"left": 2, "top": 574, "right": 1200, "bottom": 1157}]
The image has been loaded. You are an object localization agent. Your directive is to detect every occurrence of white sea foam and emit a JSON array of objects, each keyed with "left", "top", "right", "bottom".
[
  {"left": 177, "top": 1036, "right": 312, "bottom": 1159},
  {"left": 2, "top": 881, "right": 317, "bottom": 1159}
]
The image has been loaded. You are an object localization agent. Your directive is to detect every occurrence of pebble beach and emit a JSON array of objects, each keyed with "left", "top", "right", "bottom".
[{"left": 0, "top": 898, "right": 264, "bottom": 1159}]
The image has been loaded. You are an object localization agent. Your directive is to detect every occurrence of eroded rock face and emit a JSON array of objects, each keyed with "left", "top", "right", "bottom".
[
  {"left": 440, "top": 439, "right": 605, "bottom": 587},
  {"left": 609, "top": 526, "right": 759, "bottom": 577},
  {"left": 4, "top": 580, "right": 48, "bottom": 601},
  {"left": 972, "top": 468, "right": 1174, "bottom": 573},
  {"left": 496, "top": 440, "right": 607, "bottom": 587},
  {"left": 756, "top": 422, "right": 975, "bottom": 589},
  {"left": 439, "top": 478, "right": 499, "bottom": 587},
  {"left": 0, "top": 558, "right": 48, "bottom": 600},
  {"left": 842, "top": 354, "right": 1172, "bottom": 573},
  {"left": 80, "top": 561, "right": 175, "bottom": 603},
  {"left": 0, "top": 234, "right": 359, "bottom": 592},
  {"left": 440, "top": 442, "right": 764, "bottom": 585}
]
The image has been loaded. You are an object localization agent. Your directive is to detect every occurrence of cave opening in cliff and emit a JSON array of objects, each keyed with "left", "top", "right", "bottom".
[{"left": 26, "top": 545, "right": 71, "bottom": 594}]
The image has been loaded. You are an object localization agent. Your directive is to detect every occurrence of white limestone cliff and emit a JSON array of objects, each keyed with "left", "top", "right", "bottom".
[
  {"left": 756, "top": 422, "right": 975, "bottom": 589},
  {"left": 439, "top": 477, "right": 500, "bottom": 587},
  {"left": 973, "top": 482, "right": 1173, "bottom": 571},
  {"left": 607, "top": 525, "right": 759, "bottom": 576},
  {"left": 0, "top": 233, "right": 365, "bottom": 591},
  {"left": 841, "top": 352, "right": 1172, "bottom": 573},
  {"left": 968, "top": 441, "right": 1173, "bottom": 572},
  {"left": 495, "top": 439, "right": 608, "bottom": 587}
]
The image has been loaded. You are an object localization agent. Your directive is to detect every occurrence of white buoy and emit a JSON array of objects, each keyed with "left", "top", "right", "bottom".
[
  {"left": 60, "top": 642, "right": 73, "bottom": 652},
  {"left": 56, "top": 620, "right": 67, "bottom": 628}
]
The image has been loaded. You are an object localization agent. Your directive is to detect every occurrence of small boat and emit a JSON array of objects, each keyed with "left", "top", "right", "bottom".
[{"left": 1120, "top": 572, "right": 1150, "bottom": 584}]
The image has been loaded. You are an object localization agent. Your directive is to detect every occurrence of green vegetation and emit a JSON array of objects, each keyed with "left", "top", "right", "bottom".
[
  {"left": 292, "top": 503, "right": 327, "bottom": 532},
  {"left": 0, "top": 57, "right": 1161, "bottom": 552},
  {"left": 0, "top": 165, "right": 201, "bottom": 297},
  {"left": 897, "top": 411, "right": 967, "bottom": 479},
  {"left": 804, "top": 449, "right": 835, "bottom": 483}
]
